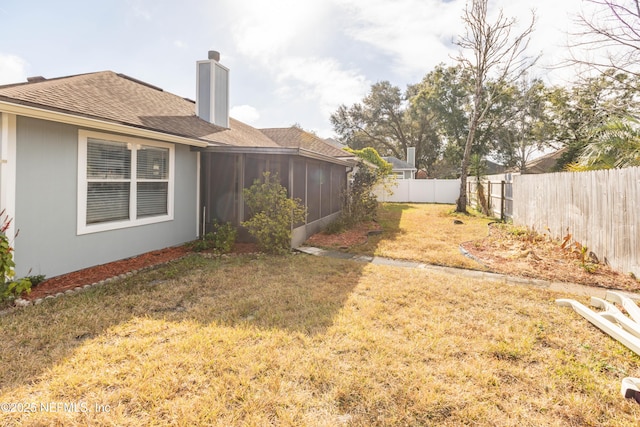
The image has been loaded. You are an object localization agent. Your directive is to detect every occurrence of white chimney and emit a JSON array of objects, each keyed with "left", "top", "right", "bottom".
[
  {"left": 407, "top": 147, "right": 416, "bottom": 168},
  {"left": 196, "top": 50, "right": 229, "bottom": 128}
]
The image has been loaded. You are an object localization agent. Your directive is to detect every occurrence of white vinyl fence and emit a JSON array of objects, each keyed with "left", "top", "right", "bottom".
[
  {"left": 374, "top": 179, "right": 460, "bottom": 204},
  {"left": 512, "top": 167, "right": 640, "bottom": 277}
]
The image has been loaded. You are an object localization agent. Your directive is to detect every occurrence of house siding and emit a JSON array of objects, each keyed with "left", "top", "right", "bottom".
[{"left": 14, "top": 116, "right": 198, "bottom": 278}]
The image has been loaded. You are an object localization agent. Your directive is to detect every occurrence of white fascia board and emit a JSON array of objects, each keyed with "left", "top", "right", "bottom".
[
  {"left": 0, "top": 113, "right": 17, "bottom": 243},
  {"left": 0, "top": 100, "right": 209, "bottom": 148}
]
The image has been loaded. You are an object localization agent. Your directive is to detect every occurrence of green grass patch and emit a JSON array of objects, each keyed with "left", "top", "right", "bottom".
[
  {"left": 355, "top": 203, "right": 493, "bottom": 269},
  {"left": 1, "top": 254, "right": 639, "bottom": 426}
]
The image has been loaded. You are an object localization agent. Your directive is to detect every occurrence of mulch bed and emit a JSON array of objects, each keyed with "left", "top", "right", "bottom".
[
  {"left": 460, "top": 223, "right": 640, "bottom": 292},
  {"left": 25, "top": 242, "right": 258, "bottom": 301},
  {"left": 20, "top": 220, "right": 640, "bottom": 304},
  {"left": 304, "top": 221, "right": 382, "bottom": 249},
  {"left": 26, "top": 222, "right": 381, "bottom": 303}
]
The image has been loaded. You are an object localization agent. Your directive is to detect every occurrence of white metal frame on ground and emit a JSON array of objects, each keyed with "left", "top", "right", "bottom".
[{"left": 557, "top": 293, "right": 640, "bottom": 402}]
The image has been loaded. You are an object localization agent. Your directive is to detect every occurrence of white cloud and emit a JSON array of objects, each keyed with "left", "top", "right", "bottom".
[
  {"left": 220, "top": 0, "right": 370, "bottom": 125},
  {"left": 225, "top": 0, "right": 333, "bottom": 62},
  {"left": 276, "top": 56, "right": 370, "bottom": 114},
  {"left": 230, "top": 104, "right": 260, "bottom": 124},
  {"left": 131, "top": 2, "right": 152, "bottom": 21},
  {"left": 173, "top": 40, "right": 187, "bottom": 49},
  {"left": 334, "top": 0, "right": 601, "bottom": 84},
  {"left": 0, "top": 54, "right": 28, "bottom": 85},
  {"left": 335, "top": 0, "right": 464, "bottom": 77},
  {"left": 211, "top": 0, "right": 605, "bottom": 134}
]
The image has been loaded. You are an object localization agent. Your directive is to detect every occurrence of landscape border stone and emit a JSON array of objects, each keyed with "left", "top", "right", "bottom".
[{"left": 1, "top": 254, "right": 194, "bottom": 316}]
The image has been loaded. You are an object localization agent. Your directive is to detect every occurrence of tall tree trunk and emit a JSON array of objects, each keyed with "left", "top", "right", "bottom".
[
  {"left": 454, "top": 0, "right": 536, "bottom": 212},
  {"left": 456, "top": 97, "right": 481, "bottom": 213}
]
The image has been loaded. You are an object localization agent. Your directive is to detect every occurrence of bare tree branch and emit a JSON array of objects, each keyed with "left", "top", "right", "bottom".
[
  {"left": 454, "top": 0, "right": 537, "bottom": 213},
  {"left": 567, "top": 0, "right": 640, "bottom": 80}
]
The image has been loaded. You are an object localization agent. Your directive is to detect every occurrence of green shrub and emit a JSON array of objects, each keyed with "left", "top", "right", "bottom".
[
  {"left": 242, "top": 172, "right": 306, "bottom": 255},
  {"left": 192, "top": 220, "right": 237, "bottom": 254},
  {"left": 343, "top": 147, "right": 393, "bottom": 175},
  {"left": 341, "top": 166, "right": 380, "bottom": 226},
  {"left": 0, "top": 212, "right": 31, "bottom": 303},
  {"left": 25, "top": 274, "right": 46, "bottom": 287},
  {"left": 324, "top": 219, "right": 346, "bottom": 235}
]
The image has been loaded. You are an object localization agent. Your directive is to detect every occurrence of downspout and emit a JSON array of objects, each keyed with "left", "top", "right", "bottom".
[{"left": 196, "top": 151, "right": 201, "bottom": 238}]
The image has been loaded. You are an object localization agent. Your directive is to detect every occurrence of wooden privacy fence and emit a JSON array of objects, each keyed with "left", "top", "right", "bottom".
[
  {"left": 467, "top": 173, "right": 516, "bottom": 220},
  {"left": 512, "top": 166, "right": 640, "bottom": 278},
  {"left": 467, "top": 178, "right": 514, "bottom": 221}
]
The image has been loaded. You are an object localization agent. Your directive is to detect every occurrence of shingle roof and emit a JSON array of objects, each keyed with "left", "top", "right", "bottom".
[
  {"left": 523, "top": 148, "right": 567, "bottom": 174},
  {"left": 260, "top": 127, "right": 348, "bottom": 158},
  {"left": 0, "top": 71, "right": 278, "bottom": 148},
  {"left": 382, "top": 156, "right": 416, "bottom": 170}
]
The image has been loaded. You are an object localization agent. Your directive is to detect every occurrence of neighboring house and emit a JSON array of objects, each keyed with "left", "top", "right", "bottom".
[
  {"left": 382, "top": 147, "right": 417, "bottom": 179},
  {"left": 520, "top": 148, "right": 567, "bottom": 174},
  {"left": 0, "top": 51, "right": 352, "bottom": 278},
  {"left": 484, "top": 159, "right": 506, "bottom": 175}
]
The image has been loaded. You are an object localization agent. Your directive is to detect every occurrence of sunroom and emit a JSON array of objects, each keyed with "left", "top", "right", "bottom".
[{"left": 199, "top": 146, "right": 351, "bottom": 247}]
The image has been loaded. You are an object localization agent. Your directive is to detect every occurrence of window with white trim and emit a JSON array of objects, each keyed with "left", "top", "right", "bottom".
[{"left": 78, "top": 131, "right": 174, "bottom": 234}]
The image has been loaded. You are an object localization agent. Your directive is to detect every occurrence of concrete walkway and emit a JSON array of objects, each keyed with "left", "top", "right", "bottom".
[{"left": 296, "top": 246, "right": 640, "bottom": 301}]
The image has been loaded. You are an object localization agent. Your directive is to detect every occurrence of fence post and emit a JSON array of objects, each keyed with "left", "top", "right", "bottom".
[
  {"left": 487, "top": 181, "right": 492, "bottom": 213},
  {"left": 500, "top": 180, "right": 506, "bottom": 221}
]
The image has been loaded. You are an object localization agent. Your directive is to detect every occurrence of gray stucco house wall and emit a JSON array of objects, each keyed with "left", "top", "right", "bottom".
[{"left": 13, "top": 116, "right": 198, "bottom": 277}]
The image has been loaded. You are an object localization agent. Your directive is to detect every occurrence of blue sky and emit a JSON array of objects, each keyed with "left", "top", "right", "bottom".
[{"left": 0, "top": 0, "right": 597, "bottom": 137}]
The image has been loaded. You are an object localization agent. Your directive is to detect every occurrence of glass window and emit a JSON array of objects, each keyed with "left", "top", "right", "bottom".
[{"left": 78, "top": 131, "right": 174, "bottom": 234}]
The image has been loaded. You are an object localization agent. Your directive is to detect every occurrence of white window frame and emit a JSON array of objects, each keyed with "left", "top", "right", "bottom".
[{"left": 77, "top": 130, "right": 175, "bottom": 235}]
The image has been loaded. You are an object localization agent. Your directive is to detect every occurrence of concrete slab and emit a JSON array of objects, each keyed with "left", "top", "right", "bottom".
[{"left": 295, "top": 246, "right": 640, "bottom": 299}]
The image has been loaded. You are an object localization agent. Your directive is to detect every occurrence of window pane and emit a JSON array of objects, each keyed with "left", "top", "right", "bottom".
[
  {"left": 87, "top": 182, "right": 130, "bottom": 224},
  {"left": 87, "top": 139, "right": 131, "bottom": 179},
  {"left": 137, "top": 146, "right": 169, "bottom": 180},
  {"left": 137, "top": 182, "right": 168, "bottom": 217}
]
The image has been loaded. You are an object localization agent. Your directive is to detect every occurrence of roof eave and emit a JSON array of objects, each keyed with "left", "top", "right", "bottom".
[
  {"left": 200, "top": 145, "right": 355, "bottom": 166},
  {"left": 0, "top": 99, "right": 210, "bottom": 148}
]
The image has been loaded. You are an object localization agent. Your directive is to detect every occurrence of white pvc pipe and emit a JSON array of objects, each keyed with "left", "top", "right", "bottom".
[
  {"left": 556, "top": 298, "right": 640, "bottom": 356},
  {"left": 590, "top": 297, "right": 640, "bottom": 340},
  {"left": 605, "top": 291, "right": 640, "bottom": 324}
]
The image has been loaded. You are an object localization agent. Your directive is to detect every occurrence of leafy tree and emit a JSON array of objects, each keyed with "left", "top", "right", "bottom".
[
  {"left": 412, "top": 64, "right": 519, "bottom": 177},
  {"left": 454, "top": 0, "right": 536, "bottom": 212},
  {"left": 569, "top": 117, "right": 640, "bottom": 170},
  {"left": 328, "top": 147, "right": 389, "bottom": 231},
  {"left": 547, "top": 70, "right": 640, "bottom": 169},
  {"left": 331, "top": 81, "right": 442, "bottom": 175},
  {"left": 342, "top": 166, "right": 380, "bottom": 225},
  {"left": 411, "top": 65, "right": 470, "bottom": 177},
  {"left": 491, "top": 77, "right": 554, "bottom": 172},
  {"left": 343, "top": 147, "right": 393, "bottom": 176}
]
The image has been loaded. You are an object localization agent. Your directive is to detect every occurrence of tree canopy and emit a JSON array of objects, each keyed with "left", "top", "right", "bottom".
[
  {"left": 330, "top": 81, "right": 441, "bottom": 177},
  {"left": 330, "top": 0, "right": 640, "bottom": 186}
]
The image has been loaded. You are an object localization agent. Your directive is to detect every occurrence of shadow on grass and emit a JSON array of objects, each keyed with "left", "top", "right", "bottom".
[
  {"left": 1, "top": 204, "right": 470, "bottom": 396},
  {"left": 0, "top": 253, "right": 365, "bottom": 392},
  {"left": 345, "top": 203, "right": 413, "bottom": 254}
]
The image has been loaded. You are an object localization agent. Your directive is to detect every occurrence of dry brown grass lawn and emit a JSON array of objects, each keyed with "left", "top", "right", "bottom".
[
  {"left": 354, "top": 203, "right": 493, "bottom": 269},
  {"left": 1, "top": 254, "right": 640, "bottom": 426}
]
